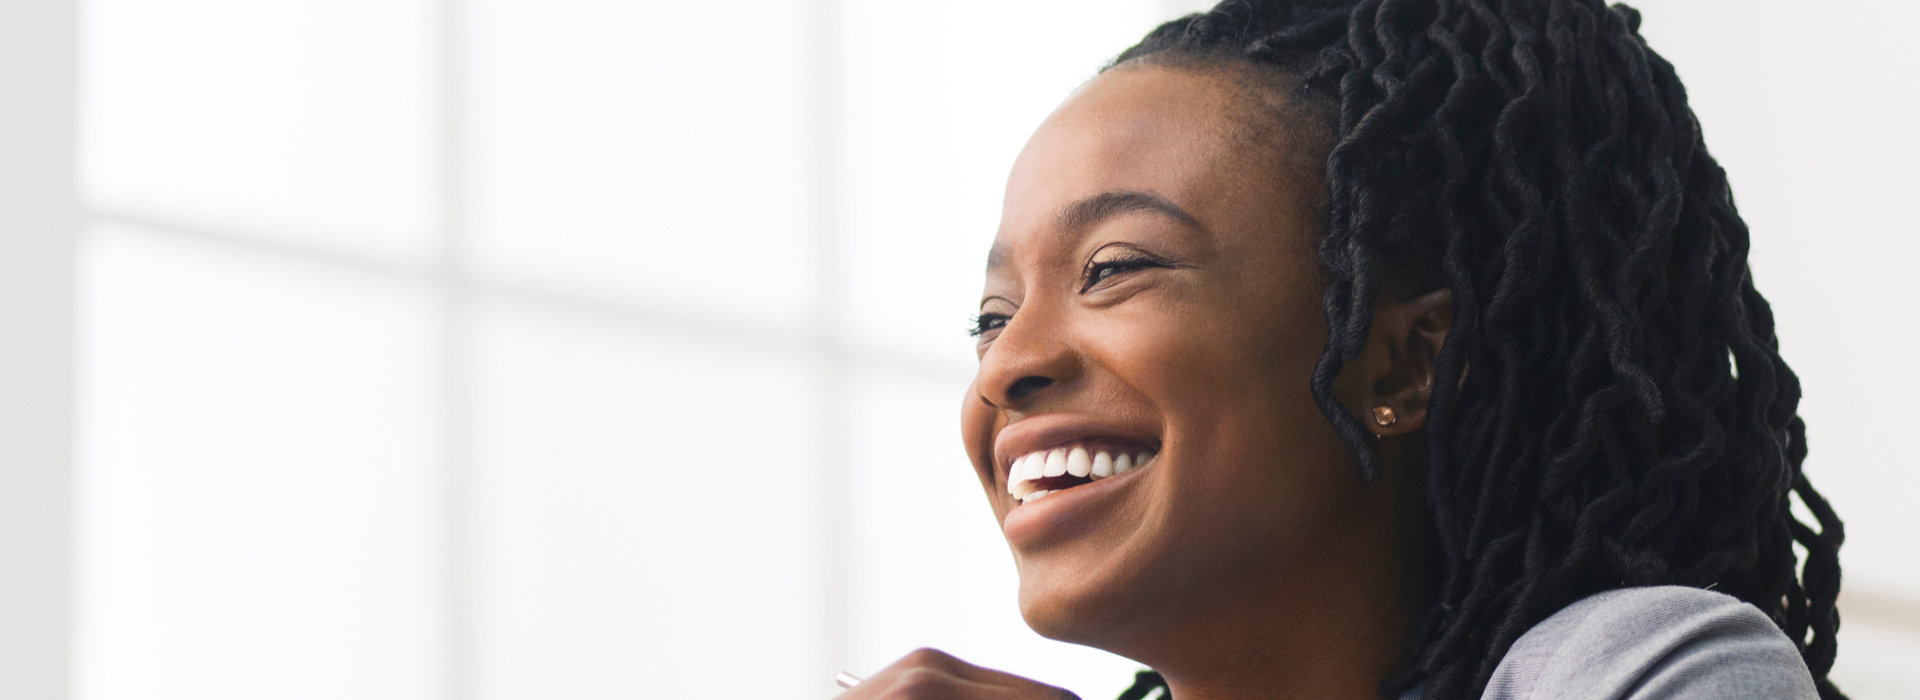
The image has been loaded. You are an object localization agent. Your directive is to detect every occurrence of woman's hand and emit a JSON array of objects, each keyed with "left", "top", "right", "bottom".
[{"left": 839, "top": 648, "right": 1079, "bottom": 699}]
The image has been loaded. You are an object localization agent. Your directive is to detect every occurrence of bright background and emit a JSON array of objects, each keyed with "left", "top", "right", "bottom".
[{"left": 2, "top": 1, "right": 1916, "bottom": 699}]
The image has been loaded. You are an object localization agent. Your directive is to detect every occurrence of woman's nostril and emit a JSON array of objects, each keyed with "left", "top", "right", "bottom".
[{"left": 1007, "top": 375, "right": 1053, "bottom": 402}]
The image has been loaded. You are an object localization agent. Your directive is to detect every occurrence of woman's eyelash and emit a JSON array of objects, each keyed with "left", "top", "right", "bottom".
[
  {"left": 970, "top": 252, "right": 1162, "bottom": 338},
  {"left": 968, "top": 312, "right": 1010, "bottom": 338},
  {"left": 1080, "top": 254, "right": 1166, "bottom": 292}
]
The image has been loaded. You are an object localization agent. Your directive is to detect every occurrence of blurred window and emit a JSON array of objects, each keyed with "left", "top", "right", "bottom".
[{"left": 71, "top": 1, "right": 1920, "bottom": 699}]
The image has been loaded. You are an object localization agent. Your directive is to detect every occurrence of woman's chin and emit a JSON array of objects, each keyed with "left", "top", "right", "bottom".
[
  {"left": 1017, "top": 584, "right": 1102, "bottom": 644},
  {"left": 1014, "top": 563, "right": 1151, "bottom": 648}
]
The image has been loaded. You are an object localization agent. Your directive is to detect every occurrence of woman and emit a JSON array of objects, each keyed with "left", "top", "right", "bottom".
[{"left": 845, "top": 0, "right": 1845, "bottom": 697}]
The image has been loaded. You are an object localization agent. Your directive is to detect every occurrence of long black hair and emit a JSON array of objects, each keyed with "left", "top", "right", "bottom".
[{"left": 1104, "top": 1, "right": 1845, "bottom": 698}]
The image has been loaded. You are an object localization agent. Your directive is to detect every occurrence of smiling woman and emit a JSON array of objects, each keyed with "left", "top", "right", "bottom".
[{"left": 837, "top": 1, "right": 1846, "bottom": 699}]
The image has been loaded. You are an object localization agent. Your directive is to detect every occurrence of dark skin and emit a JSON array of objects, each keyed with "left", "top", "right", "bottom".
[{"left": 843, "top": 64, "right": 1452, "bottom": 700}]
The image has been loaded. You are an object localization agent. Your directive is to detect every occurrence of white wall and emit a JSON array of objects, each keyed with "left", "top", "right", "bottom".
[
  {"left": 1630, "top": 3, "right": 1920, "bottom": 695},
  {"left": 0, "top": 1, "right": 77, "bottom": 699},
  {"left": 0, "top": 1, "right": 1910, "bottom": 699},
  {"left": 69, "top": 1, "right": 1183, "bottom": 699}
]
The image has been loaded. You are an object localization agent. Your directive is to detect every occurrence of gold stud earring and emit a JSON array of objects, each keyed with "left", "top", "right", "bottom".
[{"left": 1372, "top": 406, "right": 1398, "bottom": 427}]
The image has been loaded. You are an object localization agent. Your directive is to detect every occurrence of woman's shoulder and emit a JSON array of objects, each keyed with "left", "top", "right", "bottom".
[{"left": 1479, "top": 585, "right": 1819, "bottom": 699}]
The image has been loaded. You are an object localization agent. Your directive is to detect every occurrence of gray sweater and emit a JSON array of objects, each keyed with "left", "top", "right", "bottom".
[{"left": 1401, "top": 585, "right": 1819, "bottom": 699}]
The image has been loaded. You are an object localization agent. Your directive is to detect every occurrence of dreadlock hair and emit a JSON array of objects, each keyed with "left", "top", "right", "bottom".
[{"left": 1102, "top": 1, "right": 1846, "bottom": 698}]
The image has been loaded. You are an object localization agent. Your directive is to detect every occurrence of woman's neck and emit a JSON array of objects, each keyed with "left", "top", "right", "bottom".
[
  {"left": 1155, "top": 559, "right": 1417, "bottom": 699},
  {"left": 1131, "top": 486, "right": 1427, "bottom": 700}
]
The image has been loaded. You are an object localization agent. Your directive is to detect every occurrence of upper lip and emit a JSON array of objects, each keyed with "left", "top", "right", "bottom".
[{"left": 992, "top": 416, "right": 1161, "bottom": 484}]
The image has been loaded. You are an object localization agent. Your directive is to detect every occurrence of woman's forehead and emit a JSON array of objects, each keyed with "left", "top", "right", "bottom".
[
  {"left": 1001, "top": 68, "right": 1238, "bottom": 216},
  {"left": 991, "top": 65, "right": 1318, "bottom": 263}
]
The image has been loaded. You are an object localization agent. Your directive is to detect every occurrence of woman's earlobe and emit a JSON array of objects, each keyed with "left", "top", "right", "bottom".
[{"left": 1367, "top": 287, "right": 1454, "bottom": 437}]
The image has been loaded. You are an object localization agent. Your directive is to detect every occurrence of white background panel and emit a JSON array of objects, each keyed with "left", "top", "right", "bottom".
[
  {"left": 844, "top": 368, "right": 1142, "bottom": 700},
  {"left": 1635, "top": 0, "right": 1920, "bottom": 601},
  {"left": 1826, "top": 621, "right": 1920, "bottom": 699},
  {"left": 466, "top": 0, "right": 817, "bottom": 329},
  {"left": 469, "top": 299, "right": 820, "bottom": 699},
  {"left": 80, "top": 0, "right": 436, "bottom": 261},
  {"left": 833, "top": 0, "right": 1175, "bottom": 368},
  {"left": 77, "top": 226, "right": 441, "bottom": 700}
]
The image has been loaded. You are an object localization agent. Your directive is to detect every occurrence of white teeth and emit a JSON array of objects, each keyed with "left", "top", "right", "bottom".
[
  {"left": 1066, "top": 447, "right": 1091, "bottom": 477},
  {"left": 1010, "top": 455, "right": 1043, "bottom": 497},
  {"left": 1043, "top": 449, "right": 1068, "bottom": 477},
  {"left": 1006, "top": 444, "right": 1159, "bottom": 502}
]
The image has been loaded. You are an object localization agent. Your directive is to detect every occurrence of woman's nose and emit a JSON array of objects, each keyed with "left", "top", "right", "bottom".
[{"left": 975, "top": 312, "right": 1078, "bottom": 411}]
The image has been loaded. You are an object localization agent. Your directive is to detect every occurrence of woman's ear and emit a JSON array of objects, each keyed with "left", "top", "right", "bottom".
[{"left": 1346, "top": 288, "right": 1453, "bottom": 438}]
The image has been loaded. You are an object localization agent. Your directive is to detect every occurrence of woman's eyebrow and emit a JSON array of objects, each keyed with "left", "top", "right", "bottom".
[
  {"left": 986, "top": 190, "right": 1203, "bottom": 271},
  {"left": 987, "top": 241, "right": 1010, "bottom": 271},
  {"left": 1057, "top": 190, "right": 1201, "bottom": 234}
]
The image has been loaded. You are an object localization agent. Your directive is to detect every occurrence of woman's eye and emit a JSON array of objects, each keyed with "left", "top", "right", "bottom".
[
  {"left": 968, "top": 312, "right": 1010, "bottom": 339},
  {"left": 1080, "top": 255, "right": 1164, "bottom": 293}
]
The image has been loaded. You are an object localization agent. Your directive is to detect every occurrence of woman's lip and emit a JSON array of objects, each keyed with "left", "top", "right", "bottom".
[
  {"left": 1001, "top": 457, "right": 1153, "bottom": 546},
  {"left": 993, "top": 419, "right": 1160, "bottom": 482}
]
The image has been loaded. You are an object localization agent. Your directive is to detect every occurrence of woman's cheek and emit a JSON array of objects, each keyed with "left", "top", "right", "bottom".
[{"left": 958, "top": 381, "right": 1004, "bottom": 502}]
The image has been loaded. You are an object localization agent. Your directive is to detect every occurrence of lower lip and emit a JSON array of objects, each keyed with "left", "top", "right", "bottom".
[{"left": 1001, "top": 462, "right": 1152, "bottom": 546}]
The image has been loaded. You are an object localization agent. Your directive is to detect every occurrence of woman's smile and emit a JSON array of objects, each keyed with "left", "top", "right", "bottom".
[
  {"left": 991, "top": 417, "right": 1159, "bottom": 499},
  {"left": 1004, "top": 443, "right": 1157, "bottom": 503},
  {"left": 1000, "top": 444, "right": 1159, "bottom": 547},
  {"left": 991, "top": 414, "right": 1164, "bottom": 546}
]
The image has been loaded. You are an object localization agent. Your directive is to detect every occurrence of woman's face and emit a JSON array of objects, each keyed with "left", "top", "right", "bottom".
[{"left": 960, "top": 64, "right": 1413, "bottom": 654}]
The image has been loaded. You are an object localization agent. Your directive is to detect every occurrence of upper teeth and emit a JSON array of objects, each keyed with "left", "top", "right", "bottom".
[{"left": 1007, "top": 445, "right": 1157, "bottom": 502}]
